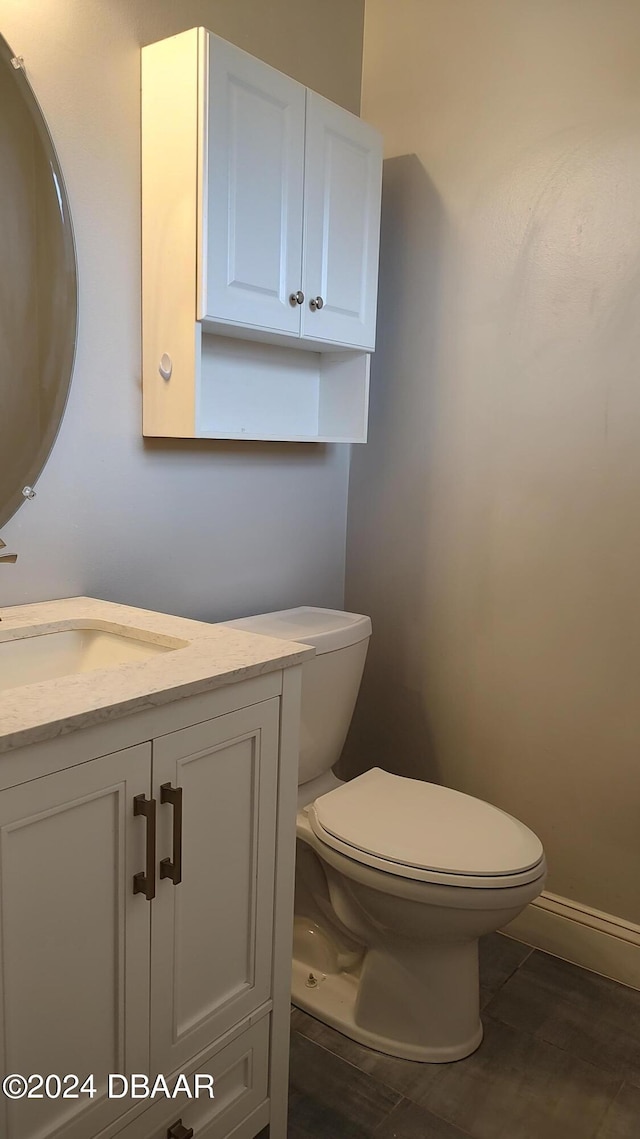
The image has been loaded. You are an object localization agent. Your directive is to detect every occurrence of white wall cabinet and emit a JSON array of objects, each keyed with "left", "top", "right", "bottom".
[
  {"left": 142, "top": 27, "right": 382, "bottom": 442},
  {"left": 0, "top": 673, "right": 301, "bottom": 1139}
]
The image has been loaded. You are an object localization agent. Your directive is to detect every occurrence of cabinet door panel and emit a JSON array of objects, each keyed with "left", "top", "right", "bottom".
[
  {"left": 201, "top": 34, "right": 305, "bottom": 335},
  {"left": 0, "top": 744, "right": 151, "bottom": 1139},
  {"left": 151, "top": 701, "right": 279, "bottom": 1075},
  {"left": 301, "top": 91, "right": 383, "bottom": 349}
]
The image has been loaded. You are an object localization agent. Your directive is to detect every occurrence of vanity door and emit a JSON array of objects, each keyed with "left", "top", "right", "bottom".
[
  {"left": 150, "top": 700, "right": 280, "bottom": 1076},
  {"left": 0, "top": 743, "right": 151, "bottom": 1139}
]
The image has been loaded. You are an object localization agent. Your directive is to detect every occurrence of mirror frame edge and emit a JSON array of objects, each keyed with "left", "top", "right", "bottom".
[{"left": 0, "top": 31, "right": 78, "bottom": 532}]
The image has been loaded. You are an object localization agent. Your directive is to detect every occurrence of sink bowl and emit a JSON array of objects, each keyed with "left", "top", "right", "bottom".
[{"left": 0, "top": 626, "right": 178, "bottom": 692}]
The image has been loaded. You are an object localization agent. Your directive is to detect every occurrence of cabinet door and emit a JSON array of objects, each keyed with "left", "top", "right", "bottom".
[
  {"left": 301, "top": 91, "right": 383, "bottom": 350},
  {"left": 200, "top": 34, "right": 306, "bottom": 335},
  {"left": 0, "top": 744, "right": 151, "bottom": 1139},
  {"left": 150, "top": 700, "right": 279, "bottom": 1075}
]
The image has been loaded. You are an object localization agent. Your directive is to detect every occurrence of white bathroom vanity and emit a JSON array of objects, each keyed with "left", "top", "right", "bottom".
[{"left": 0, "top": 598, "right": 311, "bottom": 1139}]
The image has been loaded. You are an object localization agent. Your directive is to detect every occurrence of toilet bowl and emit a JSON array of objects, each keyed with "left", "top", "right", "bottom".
[
  {"left": 223, "top": 606, "right": 546, "bottom": 1062},
  {"left": 297, "top": 767, "right": 545, "bottom": 1061}
]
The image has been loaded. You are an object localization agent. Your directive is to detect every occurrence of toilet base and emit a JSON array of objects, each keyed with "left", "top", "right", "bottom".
[{"left": 291, "top": 955, "right": 484, "bottom": 1063}]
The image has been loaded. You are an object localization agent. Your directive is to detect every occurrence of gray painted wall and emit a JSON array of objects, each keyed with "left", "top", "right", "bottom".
[
  {"left": 346, "top": 0, "right": 640, "bottom": 925},
  {"left": 0, "top": 0, "right": 364, "bottom": 621}
]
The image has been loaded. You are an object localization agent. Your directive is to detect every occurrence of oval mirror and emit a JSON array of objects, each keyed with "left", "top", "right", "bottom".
[{"left": 0, "top": 33, "right": 77, "bottom": 529}]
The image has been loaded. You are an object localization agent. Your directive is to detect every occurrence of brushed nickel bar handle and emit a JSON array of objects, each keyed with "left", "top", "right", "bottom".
[
  {"left": 160, "top": 783, "right": 183, "bottom": 886},
  {"left": 133, "top": 794, "right": 156, "bottom": 901}
]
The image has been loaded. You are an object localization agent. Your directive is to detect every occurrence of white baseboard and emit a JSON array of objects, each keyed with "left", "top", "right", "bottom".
[{"left": 503, "top": 891, "right": 640, "bottom": 991}]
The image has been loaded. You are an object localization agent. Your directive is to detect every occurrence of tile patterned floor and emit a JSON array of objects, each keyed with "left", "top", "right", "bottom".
[{"left": 279, "top": 935, "right": 640, "bottom": 1138}]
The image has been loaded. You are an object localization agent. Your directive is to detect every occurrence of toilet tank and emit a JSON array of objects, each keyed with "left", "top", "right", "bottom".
[{"left": 223, "top": 607, "right": 371, "bottom": 786}]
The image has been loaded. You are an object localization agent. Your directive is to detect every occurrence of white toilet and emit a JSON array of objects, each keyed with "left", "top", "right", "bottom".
[{"left": 225, "top": 606, "right": 546, "bottom": 1063}]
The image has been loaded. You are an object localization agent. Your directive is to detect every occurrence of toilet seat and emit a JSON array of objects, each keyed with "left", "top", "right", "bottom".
[{"left": 308, "top": 768, "right": 546, "bottom": 889}]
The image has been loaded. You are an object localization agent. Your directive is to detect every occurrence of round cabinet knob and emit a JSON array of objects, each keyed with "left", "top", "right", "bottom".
[
  {"left": 289, "top": 290, "right": 305, "bottom": 306},
  {"left": 309, "top": 296, "right": 324, "bottom": 311}
]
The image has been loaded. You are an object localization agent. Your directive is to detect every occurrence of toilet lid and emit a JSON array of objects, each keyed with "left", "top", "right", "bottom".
[{"left": 308, "top": 768, "right": 545, "bottom": 887}]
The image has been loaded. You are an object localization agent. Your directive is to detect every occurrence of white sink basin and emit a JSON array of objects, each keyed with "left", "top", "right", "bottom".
[{"left": 0, "top": 626, "right": 178, "bottom": 692}]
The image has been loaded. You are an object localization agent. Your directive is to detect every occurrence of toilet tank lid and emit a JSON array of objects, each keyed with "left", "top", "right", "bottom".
[{"left": 223, "top": 607, "right": 371, "bottom": 654}]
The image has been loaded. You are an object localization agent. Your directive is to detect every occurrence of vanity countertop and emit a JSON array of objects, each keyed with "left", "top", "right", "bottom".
[{"left": 0, "top": 596, "right": 313, "bottom": 753}]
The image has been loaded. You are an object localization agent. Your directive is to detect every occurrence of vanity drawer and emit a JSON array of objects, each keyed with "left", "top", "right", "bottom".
[{"left": 110, "top": 1015, "right": 270, "bottom": 1139}]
